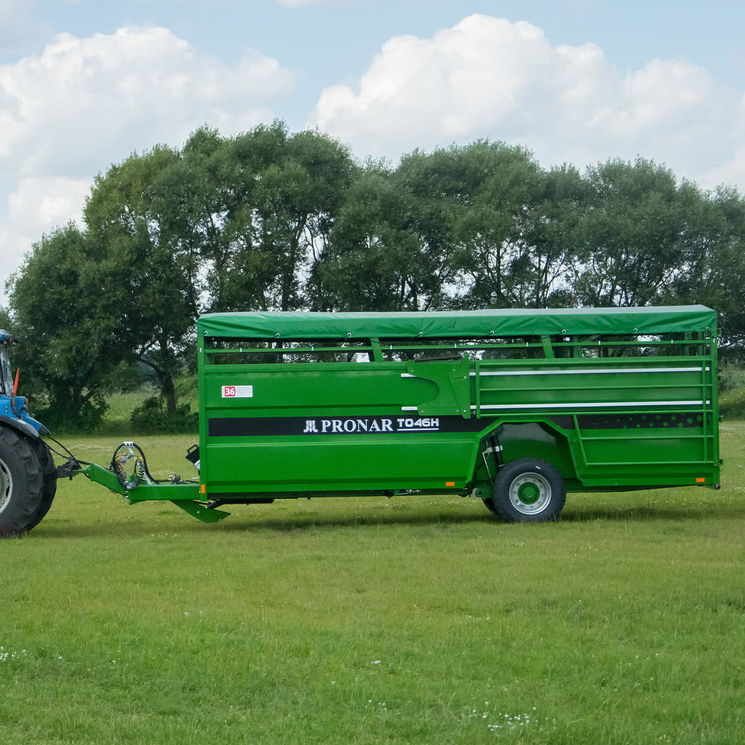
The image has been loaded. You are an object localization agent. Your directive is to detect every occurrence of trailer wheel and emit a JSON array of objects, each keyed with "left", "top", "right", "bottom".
[
  {"left": 26, "top": 440, "right": 57, "bottom": 530},
  {"left": 487, "top": 458, "right": 566, "bottom": 523},
  {"left": 0, "top": 426, "right": 44, "bottom": 537}
]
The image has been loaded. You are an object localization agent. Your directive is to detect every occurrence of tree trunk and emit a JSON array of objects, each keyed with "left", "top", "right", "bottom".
[
  {"left": 159, "top": 332, "right": 177, "bottom": 415},
  {"left": 139, "top": 336, "right": 179, "bottom": 415},
  {"left": 162, "top": 372, "right": 177, "bottom": 415}
]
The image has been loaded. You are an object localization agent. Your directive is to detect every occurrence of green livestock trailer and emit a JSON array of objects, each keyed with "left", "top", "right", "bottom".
[{"left": 0, "top": 305, "right": 722, "bottom": 534}]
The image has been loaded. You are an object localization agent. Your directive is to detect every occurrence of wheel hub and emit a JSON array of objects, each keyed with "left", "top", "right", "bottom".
[{"left": 517, "top": 481, "right": 541, "bottom": 504}]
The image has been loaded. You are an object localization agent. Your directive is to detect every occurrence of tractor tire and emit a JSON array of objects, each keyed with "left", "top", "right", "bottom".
[
  {"left": 486, "top": 457, "right": 566, "bottom": 523},
  {"left": 27, "top": 439, "right": 57, "bottom": 530},
  {"left": 0, "top": 426, "right": 45, "bottom": 538}
]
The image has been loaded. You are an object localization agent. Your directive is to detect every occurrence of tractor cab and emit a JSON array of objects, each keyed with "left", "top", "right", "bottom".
[
  {"left": 0, "top": 330, "right": 12, "bottom": 396},
  {"left": 0, "top": 330, "right": 44, "bottom": 436}
]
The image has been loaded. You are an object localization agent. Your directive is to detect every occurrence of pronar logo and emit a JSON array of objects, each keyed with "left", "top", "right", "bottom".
[
  {"left": 222, "top": 385, "right": 253, "bottom": 398},
  {"left": 302, "top": 417, "right": 440, "bottom": 434}
]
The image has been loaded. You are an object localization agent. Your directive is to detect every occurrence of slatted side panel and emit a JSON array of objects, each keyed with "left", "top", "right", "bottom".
[{"left": 472, "top": 357, "right": 717, "bottom": 485}]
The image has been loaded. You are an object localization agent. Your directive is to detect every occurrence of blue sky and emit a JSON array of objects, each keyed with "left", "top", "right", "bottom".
[
  {"left": 32, "top": 1, "right": 745, "bottom": 88},
  {"left": 1, "top": 0, "right": 744, "bottom": 293}
]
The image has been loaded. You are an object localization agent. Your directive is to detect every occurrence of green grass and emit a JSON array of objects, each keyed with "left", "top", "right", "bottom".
[
  {"left": 94, "top": 390, "right": 199, "bottom": 436},
  {"left": 3, "top": 428, "right": 745, "bottom": 744},
  {"left": 719, "top": 385, "right": 745, "bottom": 419}
]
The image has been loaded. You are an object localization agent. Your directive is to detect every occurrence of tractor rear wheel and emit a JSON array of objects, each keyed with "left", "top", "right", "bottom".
[
  {"left": 27, "top": 440, "right": 57, "bottom": 530},
  {"left": 0, "top": 426, "right": 45, "bottom": 538}
]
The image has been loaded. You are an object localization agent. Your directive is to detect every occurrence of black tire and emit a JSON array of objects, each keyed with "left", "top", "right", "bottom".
[
  {"left": 26, "top": 440, "right": 57, "bottom": 530},
  {"left": 486, "top": 457, "right": 566, "bottom": 523},
  {"left": 0, "top": 426, "right": 45, "bottom": 537},
  {"left": 482, "top": 498, "right": 499, "bottom": 515}
]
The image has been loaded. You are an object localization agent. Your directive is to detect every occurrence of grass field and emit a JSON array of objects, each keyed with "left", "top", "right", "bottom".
[{"left": 2, "top": 426, "right": 745, "bottom": 745}]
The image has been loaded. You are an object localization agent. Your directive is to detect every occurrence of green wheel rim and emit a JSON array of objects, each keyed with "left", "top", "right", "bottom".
[{"left": 517, "top": 481, "right": 541, "bottom": 504}]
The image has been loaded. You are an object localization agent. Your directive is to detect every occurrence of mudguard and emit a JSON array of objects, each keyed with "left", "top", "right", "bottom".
[{"left": 0, "top": 413, "right": 40, "bottom": 440}]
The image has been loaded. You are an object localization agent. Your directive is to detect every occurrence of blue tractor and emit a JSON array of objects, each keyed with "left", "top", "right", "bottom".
[{"left": 0, "top": 329, "right": 57, "bottom": 536}]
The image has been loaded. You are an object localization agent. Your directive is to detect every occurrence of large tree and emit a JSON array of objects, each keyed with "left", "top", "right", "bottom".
[
  {"left": 391, "top": 141, "right": 585, "bottom": 309},
  {"left": 84, "top": 144, "right": 200, "bottom": 413},
  {"left": 8, "top": 224, "right": 131, "bottom": 429},
  {"left": 671, "top": 185, "right": 745, "bottom": 349},
  {"left": 571, "top": 159, "right": 709, "bottom": 307},
  {"left": 81, "top": 124, "right": 356, "bottom": 410},
  {"left": 312, "top": 164, "right": 441, "bottom": 311},
  {"left": 182, "top": 123, "right": 356, "bottom": 313}
]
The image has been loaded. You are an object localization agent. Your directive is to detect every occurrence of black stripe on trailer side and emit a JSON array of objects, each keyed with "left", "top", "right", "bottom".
[
  {"left": 208, "top": 415, "right": 497, "bottom": 437},
  {"left": 209, "top": 411, "right": 706, "bottom": 438}
]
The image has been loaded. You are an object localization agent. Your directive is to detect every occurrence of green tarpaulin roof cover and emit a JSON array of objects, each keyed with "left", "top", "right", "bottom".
[{"left": 197, "top": 306, "right": 716, "bottom": 340}]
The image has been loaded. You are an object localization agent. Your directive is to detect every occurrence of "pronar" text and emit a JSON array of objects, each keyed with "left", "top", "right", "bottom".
[{"left": 302, "top": 417, "right": 440, "bottom": 434}]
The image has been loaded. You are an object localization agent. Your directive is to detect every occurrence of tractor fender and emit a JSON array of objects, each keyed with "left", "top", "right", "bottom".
[{"left": 0, "top": 413, "right": 41, "bottom": 440}]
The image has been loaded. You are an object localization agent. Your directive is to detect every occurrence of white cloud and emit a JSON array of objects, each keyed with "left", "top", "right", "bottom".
[
  {"left": 0, "top": 25, "right": 294, "bottom": 301},
  {"left": 0, "top": 25, "right": 293, "bottom": 180},
  {"left": 312, "top": 14, "right": 741, "bottom": 190},
  {"left": 0, "top": 176, "right": 89, "bottom": 290},
  {"left": 703, "top": 93, "right": 745, "bottom": 188}
]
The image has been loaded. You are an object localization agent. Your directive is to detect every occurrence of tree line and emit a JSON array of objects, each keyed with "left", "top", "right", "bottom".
[{"left": 5, "top": 121, "right": 745, "bottom": 429}]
